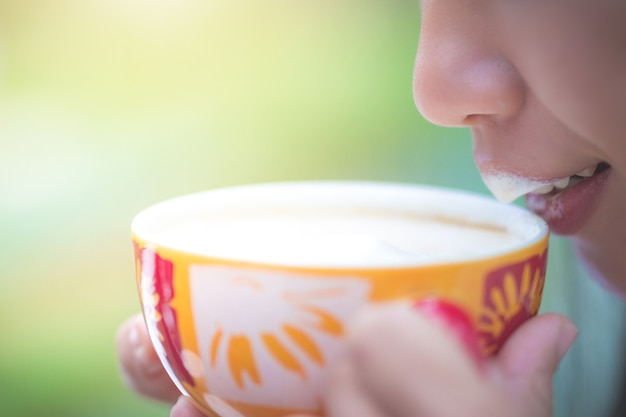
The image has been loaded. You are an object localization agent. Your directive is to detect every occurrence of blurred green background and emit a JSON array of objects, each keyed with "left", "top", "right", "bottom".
[{"left": 1, "top": 1, "right": 624, "bottom": 417}]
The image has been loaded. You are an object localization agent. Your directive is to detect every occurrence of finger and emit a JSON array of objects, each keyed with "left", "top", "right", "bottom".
[
  {"left": 324, "top": 360, "right": 386, "bottom": 417},
  {"left": 116, "top": 314, "right": 181, "bottom": 403},
  {"left": 494, "top": 313, "right": 578, "bottom": 410},
  {"left": 170, "top": 396, "right": 208, "bottom": 417},
  {"left": 346, "top": 304, "right": 497, "bottom": 417},
  {"left": 285, "top": 415, "right": 318, "bottom": 417}
]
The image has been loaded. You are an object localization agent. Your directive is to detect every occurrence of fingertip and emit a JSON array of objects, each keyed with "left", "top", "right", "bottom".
[
  {"left": 555, "top": 316, "right": 578, "bottom": 361},
  {"left": 284, "top": 415, "right": 319, "bottom": 417},
  {"left": 284, "top": 415, "right": 318, "bottom": 417},
  {"left": 497, "top": 313, "right": 578, "bottom": 378},
  {"left": 348, "top": 302, "right": 483, "bottom": 369},
  {"left": 116, "top": 313, "right": 181, "bottom": 403},
  {"left": 413, "top": 298, "right": 484, "bottom": 367},
  {"left": 170, "top": 396, "right": 207, "bottom": 417},
  {"left": 348, "top": 302, "right": 413, "bottom": 339},
  {"left": 342, "top": 303, "right": 492, "bottom": 416},
  {"left": 115, "top": 314, "right": 146, "bottom": 355},
  {"left": 115, "top": 314, "right": 141, "bottom": 372},
  {"left": 345, "top": 303, "right": 410, "bottom": 362},
  {"left": 116, "top": 314, "right": 160, "bottom": 375}
]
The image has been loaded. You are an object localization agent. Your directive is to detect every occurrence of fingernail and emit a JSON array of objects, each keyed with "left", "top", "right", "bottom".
[
  {"left": 413, "top": 298, "right": 484, "bottom": 367},
  {"left": 556, "top": 319, "right": 578, "bottom": 361}
]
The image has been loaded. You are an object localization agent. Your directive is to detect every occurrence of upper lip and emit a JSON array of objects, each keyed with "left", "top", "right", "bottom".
[{"left": 480, "top": 162, "right": 608, "bottom": 203}]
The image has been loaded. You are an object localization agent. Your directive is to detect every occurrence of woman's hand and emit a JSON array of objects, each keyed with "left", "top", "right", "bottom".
[
  {"left": 116, "top": 314, "right": 208, "bottom": 416},
  {"left": 116, "top": 305, "right": 577, "bottom": 417},
  {"left": 116, "top": 314, "right": 181, "bottom": 404},
  {"left": 292, "top": 304, "right": 578, "bottom": 417}
]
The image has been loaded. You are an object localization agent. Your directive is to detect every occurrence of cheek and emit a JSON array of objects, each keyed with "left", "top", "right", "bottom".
[
  {"left": 504, "top": 7, "right": 626, "bottom": 153},
  {"left": 521, "top": 50, "right": 614, "bottom": 146},
  {"left": 528, "top": 65, "right": 626, "bottom": 153}
]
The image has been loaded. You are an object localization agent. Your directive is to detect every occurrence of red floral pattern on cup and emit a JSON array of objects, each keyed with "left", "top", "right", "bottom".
[
  {"left": 477, "top": 249, "right": 548, "bottom": 354},
  {"left": 135, "top": 246, "right": 195, "bottom": 387}
]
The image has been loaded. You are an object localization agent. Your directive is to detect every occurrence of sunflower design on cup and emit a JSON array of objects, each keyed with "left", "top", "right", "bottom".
[{"left": 477, "top": 249, "right": 548, "bottom": 354}]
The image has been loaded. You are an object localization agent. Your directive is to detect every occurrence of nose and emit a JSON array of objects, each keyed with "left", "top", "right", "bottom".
[{"left": 413, "top": 3, "right": 525, "bottom": 127}]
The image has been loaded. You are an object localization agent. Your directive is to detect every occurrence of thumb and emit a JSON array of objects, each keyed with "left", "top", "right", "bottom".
[{"left": 494, "top": 313, "right": 578, "bottom": 409}]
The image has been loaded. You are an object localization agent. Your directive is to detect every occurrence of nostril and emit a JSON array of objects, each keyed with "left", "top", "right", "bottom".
[
  {"left": 413, "top": 51, "right": 526, "bottom": 128},
  {"left": 462, "top": 114, "right": 482, "bottom": 126}
]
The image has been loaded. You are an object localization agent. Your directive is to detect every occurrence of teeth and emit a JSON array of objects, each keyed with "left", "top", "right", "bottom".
[
  {"left": 529, "top": 164, "right": 598, "bottom": 195},
  {"left": 481, "top": 163, "right": 601, "bottom": 202},
  {"left": 533, "top": 184, "right": 555, "bottom": 195},
  {"left": 576, "top": 165, "right": 597, "bottom": 177},
  {"left": 553, "top": 177, "right": 570, "bottom": 189}
]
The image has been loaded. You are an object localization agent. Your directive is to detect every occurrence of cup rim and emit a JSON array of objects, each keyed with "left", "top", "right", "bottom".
[{"left": 131, "top": 181, "right": 549, "bottom": 269}]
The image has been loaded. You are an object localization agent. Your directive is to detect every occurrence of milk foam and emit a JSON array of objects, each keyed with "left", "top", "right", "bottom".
[
  {"left": 481, "top": 171, "right": 550, "bottom": 203},
  {"left": 155, "top": 210, "right": 524, "bottom": 267}
]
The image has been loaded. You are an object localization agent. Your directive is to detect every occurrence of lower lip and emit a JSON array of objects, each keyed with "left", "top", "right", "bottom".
[{"left": 525, "top": 168, "right": 611, "bottom": 235}]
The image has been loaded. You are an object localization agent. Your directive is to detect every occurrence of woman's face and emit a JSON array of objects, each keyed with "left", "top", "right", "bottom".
[{"left": 413, "top": 0, "right": 626, "bottom": 296}]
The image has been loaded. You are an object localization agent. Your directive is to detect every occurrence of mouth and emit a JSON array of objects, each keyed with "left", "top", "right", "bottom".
[
  {"left": 527, "top": 162, "right": 611, "bottom": 197},
  {"left": 480, "top": 161, "right": 612, "bottom": 235},
  {"left": 481, "top": 161, "right": 611, "bottom": 203},
  {"left": 524, "top": 162, "right": 612, "bottom": 235}
]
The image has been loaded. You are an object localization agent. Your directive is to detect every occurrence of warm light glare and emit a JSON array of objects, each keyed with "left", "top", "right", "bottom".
[{"left": 90, "top": 0, "right": 220, "bottom": 28}]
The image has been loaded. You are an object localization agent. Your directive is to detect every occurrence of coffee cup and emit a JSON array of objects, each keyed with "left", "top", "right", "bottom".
[{"left": 131, "top": 181, "right": 549, "bottom": 417}]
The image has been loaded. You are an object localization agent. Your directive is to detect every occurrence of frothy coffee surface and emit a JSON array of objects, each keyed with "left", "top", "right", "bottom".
[{"left": 155, "top": 209, "right": 524, "bottom": 267}]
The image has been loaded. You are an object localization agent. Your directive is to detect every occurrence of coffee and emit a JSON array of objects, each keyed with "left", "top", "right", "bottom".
[
  {"left": 138, "top": 182, "right": 538, "bottom": 268},
  {"left": 153, "top": 209, "right": 520, "bottom": 267}
]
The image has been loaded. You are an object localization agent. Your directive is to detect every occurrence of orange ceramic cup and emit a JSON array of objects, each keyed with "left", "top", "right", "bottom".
[{"left": 131, "top": 181, "right": 549, "bottom": 417}]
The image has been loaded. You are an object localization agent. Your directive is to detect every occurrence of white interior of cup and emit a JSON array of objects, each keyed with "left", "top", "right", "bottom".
[{"left": 131, "top": 181, "right": 548, "bottom": 268}]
